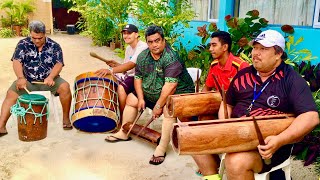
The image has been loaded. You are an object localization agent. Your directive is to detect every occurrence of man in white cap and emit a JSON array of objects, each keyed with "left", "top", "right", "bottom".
[
  {"left": 95, "top": 24, "right": 148, "bottom": 124},
  {"left": 197, "top": 30, "right": 319, "bottom": 180}
]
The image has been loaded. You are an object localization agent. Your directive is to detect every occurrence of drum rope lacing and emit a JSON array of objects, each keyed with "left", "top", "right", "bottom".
[
  {"left": 72, "top": 74, "right": 120, "bottom": 120},
  {"left": 10, "top": 99, "right": 49, "bottom": 125}
]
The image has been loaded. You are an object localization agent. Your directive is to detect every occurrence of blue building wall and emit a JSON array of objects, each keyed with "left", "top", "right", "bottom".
[{"left": 178, "top": 0, "right": 320, "bottom": 65}]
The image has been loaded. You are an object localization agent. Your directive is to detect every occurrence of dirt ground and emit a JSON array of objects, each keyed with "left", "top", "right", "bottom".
[{"left": 0, "top": 33, "right": 318, "bottom": 180}]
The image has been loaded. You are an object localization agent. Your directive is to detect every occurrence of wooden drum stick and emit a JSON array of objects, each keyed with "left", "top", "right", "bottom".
[
  {"left": 90, "top": 52, "right": 112, "bottom": 63},
  {"left": 126, "top": 109, "right": 144, "bottom": 136},
  {"left": 23, "top": 87, "right": 30, "bottom": 94},
  {"left": 31, "top": 81, "right": 45, "bottom": 84}
]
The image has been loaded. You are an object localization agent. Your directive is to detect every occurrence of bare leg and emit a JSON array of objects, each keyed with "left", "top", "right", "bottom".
[
  {"left": 105, "top": 93, "right": 138, "bottom": 140},
  {"left": 56, "top": 82, "right": 72, "bottom": 128},
  {"left": 149, "top": 106, "right": 175, "bottom": 165},
  {"left": 192, "top": 154, "right": 220, "bottom": 175},
  {"left": 225, "top": 151, "right": 263, "bottom": 180},
  {"left": 117, "top": 85, "right": 127, "bottom": 123},
  {"left": 0, "top": 90, "right": 19, "bottom": 133}
]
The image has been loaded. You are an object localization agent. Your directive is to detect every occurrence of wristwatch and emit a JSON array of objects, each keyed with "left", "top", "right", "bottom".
[
  {"left": 155, "top": 104, "right": 162, "bottom": 109},
  {"left": 108, "top": 66, "right": 113, "bottom": 74}
]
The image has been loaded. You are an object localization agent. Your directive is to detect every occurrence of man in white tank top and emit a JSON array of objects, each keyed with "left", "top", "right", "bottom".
[{"left": 95, "top": 24, "right": 148, "bottom": 123}]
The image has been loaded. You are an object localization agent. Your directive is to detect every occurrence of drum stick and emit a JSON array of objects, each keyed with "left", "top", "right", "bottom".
[
  {"left": 222, "top": 85, "right": 228, "bottom": 119},
  {"left": 90, "top": 52, "right": 112, "bottom": 63},
  {"left": 137, "top": 116, "right": 155, "bottom": 137},
  {"left": 253, "top": 116, "right": 272, "bottom": 165},
  {"left": 31, "top": 81, "right": 45, "bottom": 84},
  {"left": 212, "top": 75, "right": 223, "bottom": 96},
  {"left": 24, "top": 87, "right": 30, "bottom": 94},
  {"left": 126, "top": 109, "right": 144, "bottom": 136},
  {"left": 195, "top": 69, "right": 200, "bottom": 92}
]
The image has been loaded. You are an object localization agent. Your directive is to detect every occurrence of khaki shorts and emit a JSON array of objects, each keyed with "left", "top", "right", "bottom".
[{"left": 9, "top": 76, "right": 68, "bottom": 96}]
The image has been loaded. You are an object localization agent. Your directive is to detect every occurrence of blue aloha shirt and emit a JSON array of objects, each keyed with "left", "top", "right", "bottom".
[{"left": 11, "top": 37, "right": 64, "bottom": 82}]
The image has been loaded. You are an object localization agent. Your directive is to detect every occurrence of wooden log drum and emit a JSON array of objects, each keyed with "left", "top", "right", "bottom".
[
  {"left": 72, "top": 72, "right": 120, "bottom": 132},
  {"left": 171, "top": 114, "right": 295, "bottom": 155},
  {"left": 122, "top": 122, "right": 161, "bottom": 145},
  {"left": 166, "top": 92, "right": 222, "bottom": 121}
]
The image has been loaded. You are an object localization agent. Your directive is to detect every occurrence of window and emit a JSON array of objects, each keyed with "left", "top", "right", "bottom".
[
  {"left": 188, "top": 0, "right": 219, "bottom": 22},
  {"left": 314, "top": 0, "right": 320, "bottom": 28},
  {"left": 238, "top": 0, "right": 315, "bottom": 26}
]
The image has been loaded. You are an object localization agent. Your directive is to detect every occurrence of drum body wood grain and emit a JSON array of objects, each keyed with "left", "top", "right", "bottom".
[
  {"left": 171, "top": 114, "right": 294, "bottom": 155},
  {"left": 166, "top": 92, "right": 221, "bottom": 119}
]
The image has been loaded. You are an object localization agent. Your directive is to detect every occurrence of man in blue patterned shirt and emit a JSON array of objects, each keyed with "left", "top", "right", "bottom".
[{"left": 0, "top": 20, "right": 73, "bottom": 136}]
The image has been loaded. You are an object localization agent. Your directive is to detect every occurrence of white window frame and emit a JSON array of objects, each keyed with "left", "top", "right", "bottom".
[
  {"left": 207, "top": 0, "right": 219, "bottom": 23},
  {"left": 313, "top": 0, "right": 320, "bottom": 28}
]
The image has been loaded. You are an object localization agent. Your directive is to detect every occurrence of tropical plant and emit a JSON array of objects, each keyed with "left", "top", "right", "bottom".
[
  {"left": 0, "top": 0, "right": 35, "bottom": 26},
  {"left": 21, "top": 27, "right": 29, "bottom": 37},
  {"left": 128, "top": 0, "right": 195, "bottom": 45},
  {"left": 184, "top": 23, "right": 218, "bottom": 82},
  {"left": 225, "top": 10, "right": 268, "bottom": 56},
  {"left": 68, "top": 0, "right": 130, "bottom": 47},
  {"left": 0, "top": 27, "right": 14, "bottom": 38}
]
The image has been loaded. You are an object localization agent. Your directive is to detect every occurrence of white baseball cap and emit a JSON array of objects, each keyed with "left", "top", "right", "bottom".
[{"left": 251, "top": 30, "right": 285, "bottom": 51}]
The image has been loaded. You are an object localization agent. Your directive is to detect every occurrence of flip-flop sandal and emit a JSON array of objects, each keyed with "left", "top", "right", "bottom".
[
  {"left": 63, "top": 124, "right": 73, "bottom": 130},
  {"left": 149, "top": 153, "right": 166, "bottom": 165},
  {"left": 104, "top": 135, "right": 132, "bottom": 143},
  {"left": 0, "top": 132, "right": 8, "bottom": 137}
]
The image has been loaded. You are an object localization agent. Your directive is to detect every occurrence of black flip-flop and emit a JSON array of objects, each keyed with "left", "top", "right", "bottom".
[
  {"left": 0, "top": 132, "right": 8, "bottom": 137},
  {"left": 104, "top": 135, "right": 132, "bottom": 143},
  {"left": 63, "top": 124, "right": 73, "bottom": 130},
  {"left": 149, "top": 153, "right": 166, "bottom": 165}
]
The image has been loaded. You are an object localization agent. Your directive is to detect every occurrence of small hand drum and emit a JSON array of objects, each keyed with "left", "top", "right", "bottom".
[
  {"left": 72, "top": 72, "right": 120, "bottom": 132},
  {"left": 11, "top": 94, "right": 49, "bottom": 141}
]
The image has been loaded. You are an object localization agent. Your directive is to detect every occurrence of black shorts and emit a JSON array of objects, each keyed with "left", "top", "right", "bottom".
[
  {"left": 259, "top": 144, "right": 293, "bottom": 173},
  {"left": 118, "top": 75, "right": 134, "bottom": 94}
]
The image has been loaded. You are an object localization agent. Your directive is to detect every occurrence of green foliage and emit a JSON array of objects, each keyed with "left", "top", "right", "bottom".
[
  {"left": 68, "top": 0, "right": 130, "bottom": 46},
  {"left": 225, "top": 10, "right": 268, "bottom": 56},
  {"left": 0, "top": 0, "right": 35, "bottom": 26},
  {"left": 285, "top": 35, "right": 318, "bottom": 66},
  {"left": 0, "top": 28, "right": 14, "bottom": 38},
  {"left": 128, "top": 0, "right": 195, "bottom": 45},
  {"left": 21, "top": 27, "right": 29, "bottom": 37}
]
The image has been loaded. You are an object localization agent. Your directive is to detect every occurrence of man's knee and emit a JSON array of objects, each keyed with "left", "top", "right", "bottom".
[
  {"left": 57, "top": 82, "right": 71, "bottom": 94},
  {"left": 125, "top": 93, "right": 138, "bottom": 107},
  {"left": 6, "top": 90, "right": 19, "bottom": 100},
  {"left": 225, "top": 152, "right": 261, "bottom": 174}
]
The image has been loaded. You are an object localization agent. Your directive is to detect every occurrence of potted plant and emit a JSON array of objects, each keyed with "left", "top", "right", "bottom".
[{"left": 0, "top": 0, "right": 35, "bottom": 36}]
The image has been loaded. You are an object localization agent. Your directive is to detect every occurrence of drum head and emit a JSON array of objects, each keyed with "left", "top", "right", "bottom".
[
  {"left": 19, "top": 94, "right": 48, "bottom": 105},
  {"left": 73, "top": 116, "right": 117, "bottom": 132}
]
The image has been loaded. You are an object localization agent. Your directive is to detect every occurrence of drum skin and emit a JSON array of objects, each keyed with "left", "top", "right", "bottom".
[
  {"left": 16, "top": 94, "right": 48, "bottom": 141},
  {"left": 72, "top": 72, "right": 120, "bottom": 132}
]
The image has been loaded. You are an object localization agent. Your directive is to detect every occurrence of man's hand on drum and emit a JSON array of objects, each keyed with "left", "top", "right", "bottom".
[
  {"left": 95, "top": 69, "right": 112, "bottom": 77},
  {"left": 137, "top": 99, "right": 146, "bottom": 112},
  {"left": 16, "top": 78, "right": 27, "bottom": 90},
  {"left": 44, "top": 77, "right": 55, "bottom": 86},
  {"left": 257, "top": 135, "right": 282, "bottom": 160},
  {"left": 152, "top": 107, "right": 163, "bottom": 120}
]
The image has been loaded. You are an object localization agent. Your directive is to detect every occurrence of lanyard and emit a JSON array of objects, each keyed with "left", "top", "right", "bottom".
[{"left": 246, "top": 80, "right": 271, "bottom": 117}]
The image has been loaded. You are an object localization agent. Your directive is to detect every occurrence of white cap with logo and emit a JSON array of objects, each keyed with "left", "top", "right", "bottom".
[{"left": 252, "top": 30, "right": 285, "bottom": 51}]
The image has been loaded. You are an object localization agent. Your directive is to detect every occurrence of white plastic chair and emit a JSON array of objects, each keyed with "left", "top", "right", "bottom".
[
  {"left": 219, "top": 153, "right": 291, "bottom": 180},
  {"left": 187, "top": 68, "right": 202, "bottom": 92},
  {"left": 30, "top": 91, "right": 60, "bottom": 123}
]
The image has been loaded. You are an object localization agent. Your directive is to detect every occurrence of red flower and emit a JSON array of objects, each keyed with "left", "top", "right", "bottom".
[
  {"left": 225, "top": 15, "right": 232, "bottom": 21},
  {"left": 281, "top": 25, "right": 294, "bottom": 34}
]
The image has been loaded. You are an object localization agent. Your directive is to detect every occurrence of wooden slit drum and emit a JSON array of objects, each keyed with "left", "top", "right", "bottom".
[
  {"left": 122, "top": 122, "right": 161, "bottom": 145},
  {"left": 171, "top": 114, "right": 294, "bottom": 155},
  {"left": 166, "top": 92, "right": 222, "bottom": 118}
]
